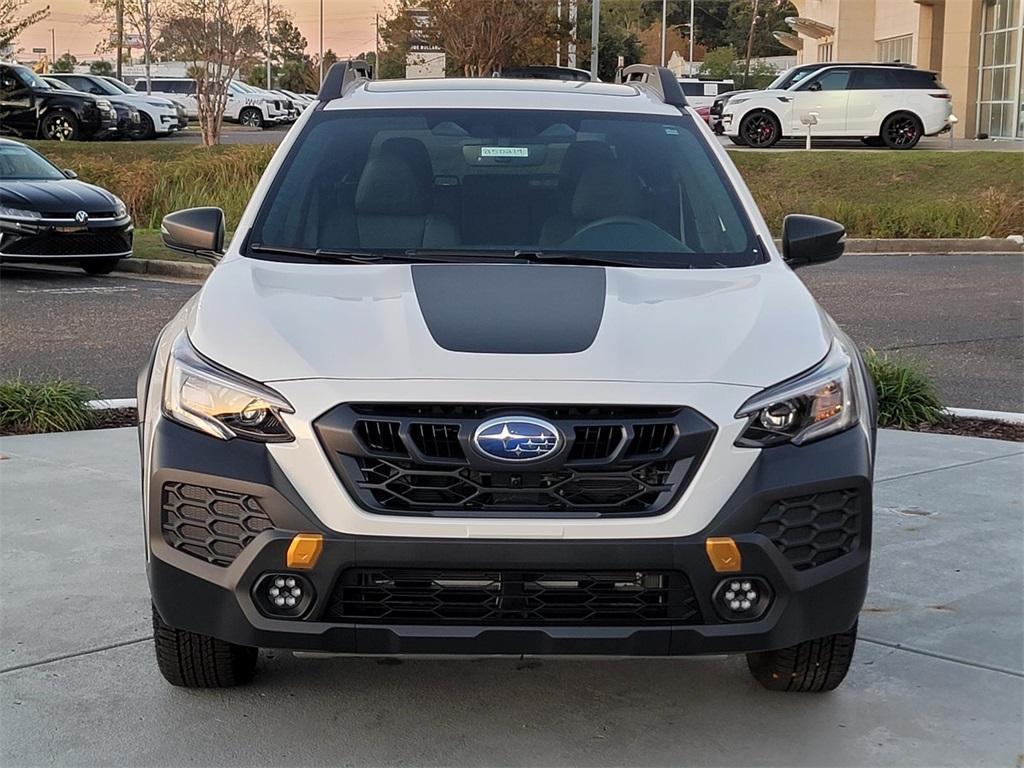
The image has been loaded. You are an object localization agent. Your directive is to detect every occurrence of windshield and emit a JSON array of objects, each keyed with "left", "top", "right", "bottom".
[
  {"left": 14, "top": 66, "right": 50, "bottom": 90},
  {"left": 84, "top": 77, "right": 122, "bottom": 96},
  {"left": 102, "top": 77, "right": 134, "bottom": 94},
  {"left": 45, "top": 78, "right": 74, "bottom": 91},
  {"left": 249, "top": 108, "right": 761, "bottom": 269},
  {"left": 0, "top": 143, "right": 65, "bottom": 180},
  {"left": 771, "top": 66, "right": 820, "bottom": 90}
]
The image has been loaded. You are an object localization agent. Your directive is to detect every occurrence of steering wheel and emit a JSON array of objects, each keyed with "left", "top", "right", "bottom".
[
  {"left": 565, "top": 216, "right": 690, "bottom": 253},
  {"left": 572, "top": 216, "right": 657, "bottom": 238}
]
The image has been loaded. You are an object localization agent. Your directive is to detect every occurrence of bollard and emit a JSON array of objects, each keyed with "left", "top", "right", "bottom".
[{"left": 800, "top": 112, "right": 819, "bottom": 150}]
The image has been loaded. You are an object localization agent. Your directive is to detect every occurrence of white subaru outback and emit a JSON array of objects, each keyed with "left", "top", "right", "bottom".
[{"left": 141, "top": 62, "right": 876, "bottom": 691}]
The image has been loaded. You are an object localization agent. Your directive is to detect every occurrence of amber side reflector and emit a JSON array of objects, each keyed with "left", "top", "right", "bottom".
[
  {"left": 705, "top": 537, "right": 742, "bottom": 573},
  {"left": 286, "top": 534, "right": 323, "bottom": 570}
]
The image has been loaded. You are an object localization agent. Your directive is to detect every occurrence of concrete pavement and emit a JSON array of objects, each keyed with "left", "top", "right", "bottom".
[{"left": 0, "top": 427, "right": 1021, "bottom": 767}]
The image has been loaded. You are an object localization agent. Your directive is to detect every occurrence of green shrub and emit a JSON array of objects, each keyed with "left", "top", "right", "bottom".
[
  {"left": 0, "top": 378, "right": 98, "bottom": 434},
  {"left": 863, "top": 349, "right": 944, "bottom": 429}
]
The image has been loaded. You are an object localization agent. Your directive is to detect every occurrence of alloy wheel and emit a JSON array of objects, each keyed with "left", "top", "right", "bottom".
[
  {"left": 240, "top": 110, "right": 261, "bottom": 128},
  {"left": 885, "top": 116, "right": 919, "bottom": 147},
  {"left": 742, "top": 114, "right": 777, "bottom": 148},
  {"left": 46, "top": 115, "right": 75, "bottom": 141}
]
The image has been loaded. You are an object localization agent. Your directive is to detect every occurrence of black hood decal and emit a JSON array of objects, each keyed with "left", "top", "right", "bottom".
[{"left": 412, "top": 264, "right": 606, "bottom": 354}]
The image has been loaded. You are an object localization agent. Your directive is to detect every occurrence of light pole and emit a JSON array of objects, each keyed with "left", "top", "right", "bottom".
[
  {"left": 115, "top": 0, "right": 123, "bottom": 80},
  {"left": 143, "top": 0, "right": 151, "bottom": 92},
  {"left": 265, "top": 0, "right": 272, "bottom": 89},
  {"left": 590, "top": 0, "right": 599, "bottom": 81},
  {"left": 319, "top": 0, "right": 324, "bottom": 83},
  {"left": 688, "top": 0, "right": 694, "bottom": 73},
  {"left": 660, "top": 0, "right": 666, "bottom": 66}
]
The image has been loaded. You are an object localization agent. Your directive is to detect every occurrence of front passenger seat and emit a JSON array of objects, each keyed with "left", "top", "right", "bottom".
[{"left": 354, "top": 140, "right": 458, "bottom": 250}]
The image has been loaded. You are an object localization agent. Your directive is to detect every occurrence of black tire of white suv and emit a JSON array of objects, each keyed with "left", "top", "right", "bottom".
[
  {"left": 746, "top": 622, "right": 858, "bottom": 692},
  {"left": 239, "top": 107, "right": 264, "bottom": 129},
  {"left": 880, "top": 112, "right": 923, "bottom": 150},
  {"left": 152, "top": 605, "right": 258, "bottom": 687},
  {"left": 739, "top": 111, "right": 781, "bottom": 149}
]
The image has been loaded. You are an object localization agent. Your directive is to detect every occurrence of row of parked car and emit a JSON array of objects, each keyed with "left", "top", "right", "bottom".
[{"left": 0, "top": 61, "right": 317, "bottom": 142}]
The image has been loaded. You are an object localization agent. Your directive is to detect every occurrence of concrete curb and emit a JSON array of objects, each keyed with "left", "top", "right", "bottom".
[
  {"left": 117, "top": 238, "right": 1023, "bottom": 281},
  {"left": 86, "top": 398, "right": 1023, "bottom": 426}
]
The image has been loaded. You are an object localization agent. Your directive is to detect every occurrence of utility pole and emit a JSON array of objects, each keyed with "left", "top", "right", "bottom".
[
  {"left": 688, "top": 0, "right": 695, "bottom": 74},
  {"left": 115, "top": 0, "right": 124, "bottom": 80},
  {"left": 374, "top": 13, "right": 379, "bottom": 78},
  {"left": 143, "top": 0, "right": 151, "bottom": 93},
  {"left": 49, "top": 28, "right": 55, "bottom": 72},
  {"left": 556, "top": 0, "right": 561, "bottom": 67},
  {"left": 567, "top": 0, "right": 577, "bottom": 68},
  {"left": 744, "top": 0, "right": 759, "bottom": 86},
  {"left": 660, "top": 0, "right": 666, "bottom": 66},
  {"left": 589, "top": 0, "right": 599, "bottom": 81},
  {"left": 319, "top": 0, "right": 324, "bottom": 83},
  {"left": 265, "top": 0, "right": 272, "bottom": 89}
]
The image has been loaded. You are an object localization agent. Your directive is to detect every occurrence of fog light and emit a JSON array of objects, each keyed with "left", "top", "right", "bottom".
[
  {"left": 712, "top": 576, "right": 771, "bottom": 622},
  {"left": 254, "top": 572, "right": 314, "bottom": 618}
]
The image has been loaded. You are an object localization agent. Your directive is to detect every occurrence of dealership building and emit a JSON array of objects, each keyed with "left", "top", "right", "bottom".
[{"left": 778, "top": 0, "right": 1024, "bottom": 139}]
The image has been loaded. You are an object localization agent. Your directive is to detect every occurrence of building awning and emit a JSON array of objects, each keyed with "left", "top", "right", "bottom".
[
  {"left": 785, "top": 16, "right": 835, "bottom": 39},
  {"left": 773, "top": 31, "right": 804, "bottom": 51}
]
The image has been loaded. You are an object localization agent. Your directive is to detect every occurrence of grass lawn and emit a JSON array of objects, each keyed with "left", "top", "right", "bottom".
[
  {"left": 28, "top": 140, "right": 1024, "bottom": 241},
  {"left": 132, "top": 228, "right": 192, "bottom": 261}
]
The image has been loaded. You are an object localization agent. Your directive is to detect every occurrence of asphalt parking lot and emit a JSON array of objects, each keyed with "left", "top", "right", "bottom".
[
  {"left": 1, "top": 426, "right": 1020, "bottom": 767},
  {"left": 1, "top": 252, "right": 1021, "bottom": 410}
]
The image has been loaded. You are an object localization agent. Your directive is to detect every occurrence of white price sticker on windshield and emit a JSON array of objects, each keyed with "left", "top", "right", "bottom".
[{"left": 480, "top": 147, "right": 529, "bottom": 158}]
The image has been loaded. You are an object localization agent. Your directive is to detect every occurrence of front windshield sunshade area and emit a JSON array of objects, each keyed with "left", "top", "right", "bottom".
[{"left": 250, "top": 109, "right": 761, "bottom": 268}]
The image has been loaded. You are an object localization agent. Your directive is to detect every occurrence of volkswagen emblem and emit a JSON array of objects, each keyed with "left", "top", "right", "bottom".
[
  {"left": 472, "top": 416, "right": 562, "bottom": 462},
  {"left": 74, "top": 210, "right": 89, "bottom": 224}
]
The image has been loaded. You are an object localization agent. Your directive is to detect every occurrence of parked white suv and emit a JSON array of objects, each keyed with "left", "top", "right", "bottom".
[
  {"left": 141, "top": 63, "right": 876, "bottom": 691},
  {"left": 132, "top": 78, "right": 288, "bottom": 127},
  {"left": 47, "top": 73, "right": 179, "bottom": 139},
  {"left": 721, "top": 64, "right": 952, "bottom": 148}
]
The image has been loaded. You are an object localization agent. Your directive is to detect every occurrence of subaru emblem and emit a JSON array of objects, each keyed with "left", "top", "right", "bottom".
[
  {"left": 472, "top": 417, "right": 562, "bottom": 462},
  {"left": 75, "top": 210, "right": 89, "bottom": 224}
]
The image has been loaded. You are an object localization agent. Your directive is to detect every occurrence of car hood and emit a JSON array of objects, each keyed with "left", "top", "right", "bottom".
[
  {"left": 0, "top": 179, "right": 117, "bottom": 214},
  {"left": 188, "top": 258, "right": 831, "bottom": 388}
]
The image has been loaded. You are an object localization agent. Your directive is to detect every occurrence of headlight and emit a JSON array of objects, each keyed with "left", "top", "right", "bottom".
[
  {"left": 145, "top": 100, "right": 166, "bottom": 107},
  {"left": 162, "top": 332, "right": 294, "bottom": 442},
  {"left": 97, "top": 99, "right": 113, "bottom": 110},
  {"left": 112, "top": 196, "right": 128, "bottom": 218},
  {"left": 728, "top": 96, "right": 750, "bottom": 106},
  {"left": 735, "top": 335, "right": 865, "bottom": 448},
  {"left": 0, "top": 205, "right": 41, "bottom": 220}
]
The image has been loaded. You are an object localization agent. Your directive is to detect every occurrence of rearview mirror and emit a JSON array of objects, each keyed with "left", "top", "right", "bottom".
[
  {"left": 782, "top": 214, "right": 845, "bottom": 269},
  {"left": 62, "top": 168, "right": 77, "bottom": 179},
  {"left": 161, "top": 207, "right": 225, "bottom": 262}
]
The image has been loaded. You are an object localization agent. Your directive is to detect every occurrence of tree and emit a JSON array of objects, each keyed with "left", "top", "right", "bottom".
[
  {"left": 698, "top": 46, "right": 736, "bottom": 80},
  {"left": 89, "top": 0, "right": 170, "bottom": 86},
  {"left": 725, "top": 0, "right": 797, "bottom": 59},
  {"left": 89, "top": 59, "right": 114, "bottom": 75},
  {"left": 158, "top": 0, "right": 263, "bottom": 146},
  {"left": 0, "top": 0, "right": 50, "bottom": 51},
  {"left": 51, "top": 52, "right": 77, "bottom": 73},
  {"left": 242, "top": 14, "right": 307, "bottom": 88}
]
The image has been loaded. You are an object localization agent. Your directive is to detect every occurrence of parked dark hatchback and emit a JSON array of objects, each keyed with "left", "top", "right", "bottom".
[
  {"left": 0, "top": 139, "right": 132, "bottom": 274},
  {"left": 0, "top": 63, "right": 117, "bottom": 141}
]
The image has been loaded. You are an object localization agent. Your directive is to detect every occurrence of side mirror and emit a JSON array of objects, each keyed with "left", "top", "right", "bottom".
[
  {"left": 160, "top": 207, "right": 225, "bottom": 263},
  {"left": 782, "top": 214, "right": 845, "bottom": 269},
  {"left": 62, "top": 168, "right": 78, "bottom": 179}
]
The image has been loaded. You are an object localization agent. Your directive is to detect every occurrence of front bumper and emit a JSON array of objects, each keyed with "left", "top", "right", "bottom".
[
  {"left": 147, "top": 419, "right": 873, "bottom": 656},
  {"left": 0, "top": 216, "right": 132, "bottom": 260}
]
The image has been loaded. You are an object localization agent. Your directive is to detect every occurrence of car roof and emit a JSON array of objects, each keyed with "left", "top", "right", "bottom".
[{"left": 324, "top": 77, "right": 683, "bottom": 115}]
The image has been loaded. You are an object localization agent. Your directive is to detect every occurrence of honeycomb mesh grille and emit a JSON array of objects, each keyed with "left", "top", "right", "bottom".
[
  {"left": 161, "top": 483, "right": 273, "bottom": 566},
  {"left": 328, "top": 569, "right": 703, "bottom": 625},
  {"left": 755, "top": 489, "right": 862, "bottom": 570}
]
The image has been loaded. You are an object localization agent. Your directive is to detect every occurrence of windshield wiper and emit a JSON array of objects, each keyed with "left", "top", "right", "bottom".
[
  {"left": 511, "top": 250, "right": 651, "bottom": 268},
  {"left": 250, "top": 244, "right": 493, "bottom": 264}
]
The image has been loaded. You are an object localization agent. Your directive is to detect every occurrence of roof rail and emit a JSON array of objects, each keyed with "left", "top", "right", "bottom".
[
  {"left": 615, "top": 64, "right": 687, "bottom": 108},
  {"left": 317, "top": 59, "right": 371, "bottom": 101}
]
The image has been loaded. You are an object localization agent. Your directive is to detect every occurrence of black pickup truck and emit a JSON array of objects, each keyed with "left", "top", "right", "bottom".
[{"left": 0, "top": 62, "right": 117, "bottom": 141}]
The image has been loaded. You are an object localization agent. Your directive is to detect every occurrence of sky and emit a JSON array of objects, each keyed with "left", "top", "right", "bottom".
[{"left": 15, "top": 0, "right": 383, "bottom": 61}]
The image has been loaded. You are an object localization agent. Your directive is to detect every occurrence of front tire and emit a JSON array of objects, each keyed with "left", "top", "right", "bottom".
[
  {"left": 739, "top": 111, "right": 781, "bottom": 148},
  {"left": 132, "top": 113, "right": 156, "bottom": 140},
  {"left": 40, "top": 110, "right": 79, "bottom": 141},
  {"left": 747, "top": 622, "right": 857, "bottom": 692},
  {"left": 152, "top": 604, "right": 258, "bottom": 688},
  {"left": 881, "top": 112, "right": 923, "bottom": 149},
  {"left": 239, "top": 107, "right": 264, "bottom": 129},
  {"left": 80, "top": 257, "right": 122, "bottom": 275},
  {"left": 860, "top": 136, "right": 884, "bottom": 147}
]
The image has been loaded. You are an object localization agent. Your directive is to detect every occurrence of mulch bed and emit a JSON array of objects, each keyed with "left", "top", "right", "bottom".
[
  {"left": 3, "top": 411, "right": 1022, "bottom": 442},
  {"left": 909, "top": 415, "right": 1023, "bottom": 442}
]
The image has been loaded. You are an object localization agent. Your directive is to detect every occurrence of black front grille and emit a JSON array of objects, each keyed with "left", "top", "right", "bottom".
[
  {"left": 328, "top": 569, "right": 702, "bottom": 625},
  {"left": 756, "top": 489, "right": 863, "bottom": 570},
  {"left": 161, "top": 483, "right": 274, "bottom": 566},
  {"left": 314, "top": 404, "right": 717, "bottom": 518},
  {"left": 1, "top": 230, "right": 131, "bottom": 257}
]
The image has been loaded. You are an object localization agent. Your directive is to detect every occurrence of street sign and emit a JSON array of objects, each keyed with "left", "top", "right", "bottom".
[{"left": 32, "top": 47, "right": 47, "bottom": 54}]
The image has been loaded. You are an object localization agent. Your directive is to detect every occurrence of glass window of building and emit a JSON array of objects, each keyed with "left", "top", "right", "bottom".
[
  {"left": 876, "top": 35, "right": 913, "bottom": 63},
  {"left": 818, "top": 41, "right": 833, "bottom": 62},
  {"left": 978, "top": 0, "right": 1024, "bottom": 138}
]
